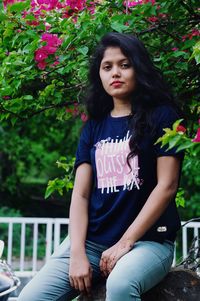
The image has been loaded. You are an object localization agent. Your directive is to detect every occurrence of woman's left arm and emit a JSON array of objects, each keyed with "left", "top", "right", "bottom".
[{"left": 100, "top": 156, "right": 181, "bottom": 276}]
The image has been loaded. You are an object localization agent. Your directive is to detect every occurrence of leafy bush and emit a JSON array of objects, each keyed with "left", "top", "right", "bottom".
[{"left": 0, "top": 0, "right": 199, "bottom": 218}]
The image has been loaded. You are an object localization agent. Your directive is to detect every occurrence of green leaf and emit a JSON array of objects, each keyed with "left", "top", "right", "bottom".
[
  {"left": 77, "top": 46, "right": 89, "bottom": 56},
  {"left": 111, "top": 22, "right": 128, "bottom": 33},
  {"left": 190, "top": 40, "right": 200, "bottom": 64},
  {"left": 168, "top": 135, "right": 182, "bottom": 149},
  {"left": 0, "top": 12, "right": 8, "bottom": 21},
  {"left": 9, "top": 1, "right": 29, "bottom": 12},
  {"left": 45, "top": 185, "right": 55, "bottom": 199},
  {"left": 23, "top": 95, "right": 33, "bottom": 100},
  {"left": 172, "top": 119, "right": 183, "bottom": 131},
  {"left": 175, "top": 188, "right": 185, "bottom": 207},
  {"left": 176, "top": 141, "right": 195, "bottom": 151},
  {"left": 11, "top": 117, "right": 17, "bottom": 126}
]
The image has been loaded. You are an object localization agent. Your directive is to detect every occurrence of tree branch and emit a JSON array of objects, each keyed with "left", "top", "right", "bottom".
[
  {"left": 179, "top": 0, "right": 200, "bottom": 18},
  {"left": 0, "top": 103, "right": 26, "bottom": 121},
  {"left": 26, "top": 101, "right": 78, "bottom": 118}
]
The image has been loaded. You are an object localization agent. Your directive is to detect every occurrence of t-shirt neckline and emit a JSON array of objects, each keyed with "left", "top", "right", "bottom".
[{"left": 108, "top": 114, "right": 131, "bottom": 122}]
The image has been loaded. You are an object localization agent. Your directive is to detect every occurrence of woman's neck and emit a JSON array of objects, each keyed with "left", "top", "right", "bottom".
[{"left": 111, "top": 101, "right": 132, "bottom": 117}]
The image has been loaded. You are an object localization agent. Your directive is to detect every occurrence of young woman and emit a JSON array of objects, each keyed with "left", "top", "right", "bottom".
[{"left": 18, "top": 32, "right": 184, "bottom": 301}]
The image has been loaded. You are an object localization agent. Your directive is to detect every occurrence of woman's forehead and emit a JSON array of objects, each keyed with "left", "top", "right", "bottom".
[{"left": 101, "top": 47, "right": 128, "bottom": 63}]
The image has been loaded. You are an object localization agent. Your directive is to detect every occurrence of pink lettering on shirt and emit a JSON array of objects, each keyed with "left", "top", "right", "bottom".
[{"left": 95, "top": 132, "right": 142, "bottom": 194}]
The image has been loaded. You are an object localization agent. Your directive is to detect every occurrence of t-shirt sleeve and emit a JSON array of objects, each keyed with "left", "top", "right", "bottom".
[
  {"left": 74, "top": 120, "right": 93, "bottom": 170},
  {"left": 152, "top": 105, "right": 184, "bottom": 158}
]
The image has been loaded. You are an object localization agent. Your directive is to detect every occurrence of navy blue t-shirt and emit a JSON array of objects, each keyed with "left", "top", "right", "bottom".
[{"left": 74, "top": 105, "right": 183, "bottom": 246}]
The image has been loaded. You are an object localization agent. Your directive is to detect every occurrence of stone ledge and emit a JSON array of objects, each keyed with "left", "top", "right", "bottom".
[{"left": 78, "top": 268, "right": 200, "bottom": 301}]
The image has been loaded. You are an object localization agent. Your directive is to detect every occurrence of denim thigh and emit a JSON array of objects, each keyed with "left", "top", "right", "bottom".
[
  {"left": 17, "top": 237, "right": 106, "bottom": 301},
  {"left": 106, "top": 240, "right": 174, "bottom": 301}
]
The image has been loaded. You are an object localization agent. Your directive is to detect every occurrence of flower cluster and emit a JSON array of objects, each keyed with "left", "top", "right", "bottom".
[
  {"left": 3, "top": 0, "right": 22, "bottom": 8},
  {"left": 176, "top": 125, "right": 186, "bottom": 134},
  {"left": 31, "top": 0, "right": 62, "bottom": 12},
  {"left": 66, "top": 103, "right": 88, "bottom": 122},
  {"left": 193, "top": 128, "right": 200, "bottom": 142},
  {"left": 175, "top": 121, "right": 200, "bottom": 143},
  {"left": 30, "top": 0, "right": 86, "bottom": 15},
  {"left": 148, "top": 12, "right": 168, "bottom": 23},
  {"left": 192, "top": 120, "right": 200, "bottom": 143},
  {"left": 66, "top": 0, "right": 86, "bottom": 10},
  {"left": 125, "top": 0, "right": 155, "bottom": 7},
  {"left": 34, "top": 33, "right": 62, "bottom": 70},
  {"left": 182, "top": 29, "right": 200, "bottom": 42}
]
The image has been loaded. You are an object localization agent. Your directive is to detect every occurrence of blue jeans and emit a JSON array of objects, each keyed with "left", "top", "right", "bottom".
[{"left": 18, "top": 237, "right": 174, "bottom": 301}]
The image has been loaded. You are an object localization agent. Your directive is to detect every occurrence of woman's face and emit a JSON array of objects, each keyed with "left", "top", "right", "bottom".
[{"left": 99, "top": 47, "right": 136, "bottom": 103}]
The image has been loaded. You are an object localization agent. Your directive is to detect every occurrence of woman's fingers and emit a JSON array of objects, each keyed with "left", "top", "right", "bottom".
[
  {"left": 100, "top": 254, "right": 117, "bottom": 276},
  {"left": 69, "top": 255, "right": 93, "bottom": 293},
  {"left": 83, "top": 275, "right": 92, "bottom": 294},
  {"left": 69, "top": 275, "right": 74, "bottom": 288},
  {"left": 70, "top": 270, "right": 93, "bottom": 293},
  {"left": 100, "top": 256, "right": 108, "bottom": 276}
]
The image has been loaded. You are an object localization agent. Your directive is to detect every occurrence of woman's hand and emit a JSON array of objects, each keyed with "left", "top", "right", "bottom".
[
  {"left": 69, "top": 252, "right": 93, "bottom": 294},
  {"left": 99, "top": 239, "right": 133, "bottom": 277}
]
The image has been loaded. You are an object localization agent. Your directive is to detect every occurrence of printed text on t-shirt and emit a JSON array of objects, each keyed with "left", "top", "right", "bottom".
[{"left": 95, "top": 131, "right": 142, "bottom": 194}]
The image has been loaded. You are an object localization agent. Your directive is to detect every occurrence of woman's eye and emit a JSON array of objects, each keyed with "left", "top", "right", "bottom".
[
  {"left": 103, "top": 65, "right": 111, "bottom": 71},
  {"left": 121, "top": 63, "right": 130, "bottom": 69}
]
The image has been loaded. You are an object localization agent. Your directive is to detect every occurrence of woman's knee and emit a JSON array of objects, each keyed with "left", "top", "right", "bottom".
[
  {"left": 106, "top": 271, "right": 140, "bottom": 301},
  {"left": 18, "top": 284, "right": 37, "bottom": 301}
]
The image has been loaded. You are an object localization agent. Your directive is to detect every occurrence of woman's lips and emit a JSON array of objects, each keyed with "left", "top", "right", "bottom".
[{"left": 111, "top": 81, "right": 123, "bottom": 88}]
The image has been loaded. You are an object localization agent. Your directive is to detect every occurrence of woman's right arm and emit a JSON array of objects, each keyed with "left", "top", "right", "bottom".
[{"left": 69, "top": 163, "right": 93, "bottom": 294}]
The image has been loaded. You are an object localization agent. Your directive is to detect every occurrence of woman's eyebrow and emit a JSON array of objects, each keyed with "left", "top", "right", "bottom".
[{"left": 101, "top": 58, "right": 129, "bottom": 65}]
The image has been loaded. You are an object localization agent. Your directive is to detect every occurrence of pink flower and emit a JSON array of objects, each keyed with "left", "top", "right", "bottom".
[
  {"left": 43, "top": 45, "right": 57, "bottom": 54},
  {"left": 3, "top": 0, "right": 21, "bottom": 8},
  {"left": 34, "top": 48, "right": 48, "bottom": 62},
  {"left": 124, "top": 0, "right": 155, "bottom": 7},
  {"left": 182, "top": 35, "right": 187, "bottom": 42},
  {"left": 125, "top": 0, "right": 143, "bottom": 7},
  {"left": 81, "top": 112, "right": 88, "bottom": 122},
  {"left": 176, "top": 125, "right": 186, "bottom": 134},
  {"left": 182, "top": 29, "right": 200, "bottom": 42},
  {"left": 148, "top": 16, "right": 158, "bottom": 22},
  {"left": 27, "top": 20, "right": 40, "bottom": 26},
  {"left": 192, "top": 128, "right": 200, "bottom": 143},
  {"left": 87, "top": 2, "right": 96, "bottom": 14},
  {"left": 72, "top": 108, "right": 79, "bottom": 116},
  {"left": 66, "top": 0, "right": 86, "bottom": 10},
  {"left": 37, "top": 61, "right": 47, "bottom": 70},
  {"left": 35, "top": 33, "right": 62, "bottom": 70},
  {"left": 30, "top": 0, "right": 64, "bottom": 15},
  {"left": 172, "top": 47, "right": 178, "bottom": 51},
  {"left": 66, "top": 107, "right": 73, "bottom": 114},
  {"left": 50, "top": 60, "right": 60, "bottom": 67},
  {"left": 158, "top": 13, "right": 167, "bottom": 18},
  {"left": 45, "top": 23, "right": 51, "bottom": 30},
  {"left": 41, "top": 33, "right": 62, "bottom": 47}
]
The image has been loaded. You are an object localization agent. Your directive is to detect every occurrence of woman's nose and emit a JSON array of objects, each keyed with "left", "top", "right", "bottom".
[{"left": 112, "top": 66, "right": 121, "bottom": 77}]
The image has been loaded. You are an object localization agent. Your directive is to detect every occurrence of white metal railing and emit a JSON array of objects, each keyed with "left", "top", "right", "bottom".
[
  {"left": 181, "top": 220, "right": 199, "bottom": 258},
  {"left": 0, "top": 217, "right": 199, "bottom": 275},
  {"left": 0, "top": 217, "right": 69, "bottom": 275}
]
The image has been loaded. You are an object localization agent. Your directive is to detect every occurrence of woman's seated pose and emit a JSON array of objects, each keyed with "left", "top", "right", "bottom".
[{"left": 18, "top": 32, "right": 184, "bottom": 301}]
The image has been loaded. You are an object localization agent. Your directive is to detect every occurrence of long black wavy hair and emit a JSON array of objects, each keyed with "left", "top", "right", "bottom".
[{"left": 85, "top": 32, "right": 181, "bottom": 160}]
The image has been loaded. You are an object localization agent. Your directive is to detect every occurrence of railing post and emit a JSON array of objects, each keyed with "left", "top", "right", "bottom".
[
  {"left": 54, "top": 221, "right": 61, "bottom": 251},
  {"left": 32, "top": 223, "right": 38, "bottom": 272},
  {"left": 20, "top": 222, "right": 26, "bottom": 271},
  {"left": 7, "top": 222, "right": 13, "bottom": 265},
  {"left": 182, "top": 226, "right": 188, "bottom": 259},
  {"left": 45, "top": 220, "right": 53, "bottom": 261}
]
